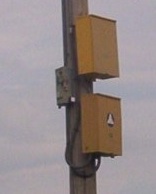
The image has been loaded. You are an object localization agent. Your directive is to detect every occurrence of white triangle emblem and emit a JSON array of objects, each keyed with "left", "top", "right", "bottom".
[{"left": 107, "top": 113, "right": 114, "bottom": 127}]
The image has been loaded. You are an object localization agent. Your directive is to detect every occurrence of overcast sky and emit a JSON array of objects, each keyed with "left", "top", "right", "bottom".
[{"left": 0, "top": 0, "right": 156, "bottom": 194}]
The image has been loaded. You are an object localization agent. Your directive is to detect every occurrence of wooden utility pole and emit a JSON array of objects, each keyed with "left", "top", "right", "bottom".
[{"left": 61, "top": 0, "right": 97, "bottom": 194}]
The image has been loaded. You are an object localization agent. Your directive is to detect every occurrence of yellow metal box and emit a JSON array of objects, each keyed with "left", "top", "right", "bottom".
[
  {"left": 76, "top": 15, "right": 119, "bottom": 80},
  {"left": 81, "top": 94, "right": 122, "bottom": 157}
]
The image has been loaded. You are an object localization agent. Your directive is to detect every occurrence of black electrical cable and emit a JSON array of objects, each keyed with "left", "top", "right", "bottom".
[
  {"left": 65, "top": 104, "right": 93, "bottom": 170},
  {"left": 65, "top": 142, "right": 93, "bottom": 170},
  {"left": 72, "top": 156, "right": 101, "bottom": 178},
  {"left": 65, "top": 103, "right": 101, "bottom": 178}
]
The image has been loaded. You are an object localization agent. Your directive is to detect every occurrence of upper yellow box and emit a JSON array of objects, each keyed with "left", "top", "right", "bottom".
[{"left": 75, "top": 15, "right": 119, "bottom": 80}]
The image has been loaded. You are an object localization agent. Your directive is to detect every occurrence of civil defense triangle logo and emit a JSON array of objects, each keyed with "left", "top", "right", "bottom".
[{"left": 107, "top": 113, "right": 115, "bottom": 127}]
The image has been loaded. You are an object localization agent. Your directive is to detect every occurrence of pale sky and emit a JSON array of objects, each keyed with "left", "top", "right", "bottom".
[{"left": 0, "top": 0, "right": 156, "bottom": 194}]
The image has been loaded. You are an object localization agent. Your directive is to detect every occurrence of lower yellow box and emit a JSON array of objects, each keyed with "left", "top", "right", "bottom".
[{"left": 81, "top": 94, "right": 122, "bottom": 157}]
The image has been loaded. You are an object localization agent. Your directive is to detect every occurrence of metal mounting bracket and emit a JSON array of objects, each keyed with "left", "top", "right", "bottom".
[{"left": 55, "top": 66, "right": 75, "bottom": 108}]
